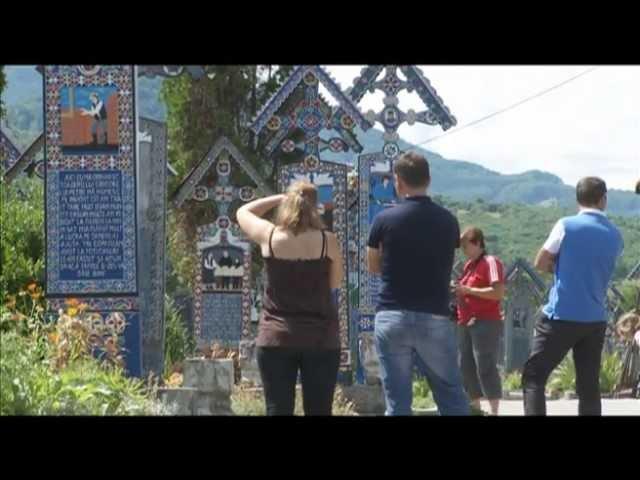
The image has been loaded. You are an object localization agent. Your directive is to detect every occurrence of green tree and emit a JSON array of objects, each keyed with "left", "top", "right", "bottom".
[
  {"left": 450, "top": 197, "right": 640, "bottom": 282},
  {"left": 160, "top": 65, "right": 293, "bottom": 292},
  {"left": 617, "top": 280, "right": 640, "bottom": 313},
  {"left": 0, "top": 65, "right": 5, "bottom": 120}
]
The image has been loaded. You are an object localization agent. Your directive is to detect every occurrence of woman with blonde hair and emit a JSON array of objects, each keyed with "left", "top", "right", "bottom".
[{"left": 237, "top": 181, "right": 343, "bottom": 415}]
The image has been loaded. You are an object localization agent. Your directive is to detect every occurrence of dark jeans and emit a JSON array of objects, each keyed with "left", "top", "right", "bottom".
[
  {"left": 256, "top": 347, "right": 340, "bottom": 416},
  {"left": 522, "top": 314, "right": 606, "bottom": 416},
  {"left": 457, "top": 320, "right": 503, "bottom": 400}
]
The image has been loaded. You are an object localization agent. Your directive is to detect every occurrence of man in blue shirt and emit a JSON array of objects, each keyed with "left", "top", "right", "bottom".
[
  {"left": 523, "top": 177, "right": 624, "bottom": 415},
  {"left": 367, "top": 152, "right": 470, "bottom": 415}
]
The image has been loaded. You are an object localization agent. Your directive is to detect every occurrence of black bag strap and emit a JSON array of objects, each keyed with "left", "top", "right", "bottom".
[
  {"left": 268, "top": 227, "right": 276, "bottom": 258},
  {"left": 320, "top": 230, "right": 327, "bottom": 259}
]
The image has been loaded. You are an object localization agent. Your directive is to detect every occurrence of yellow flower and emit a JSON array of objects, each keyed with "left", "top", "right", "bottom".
[
  {"left": 67, "top": 307, "right": 79, "bottom": 317},
  {"left": 167, "top": 373, "right": 184, "bottom": 387}
]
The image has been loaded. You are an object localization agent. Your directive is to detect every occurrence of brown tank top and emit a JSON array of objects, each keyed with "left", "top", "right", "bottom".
[{"left": 256, "top": 228, "right": 340, "bottom": 349}]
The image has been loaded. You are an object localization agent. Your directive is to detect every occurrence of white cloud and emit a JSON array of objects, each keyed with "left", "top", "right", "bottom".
[{"left": 326, "top": 65, "right": 640, "bottom": 191}]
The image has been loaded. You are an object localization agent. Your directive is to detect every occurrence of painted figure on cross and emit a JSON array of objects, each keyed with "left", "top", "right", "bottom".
[{"left": 80, "top": 92, "right": 108, "bottom": 146}]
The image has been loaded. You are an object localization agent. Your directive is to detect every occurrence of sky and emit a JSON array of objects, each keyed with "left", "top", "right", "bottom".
[
  {"left": 4, "top": 65, "right": 638, "bottom": 192},
  {"left": 324, "top": 65, "right": 639, "bottom": 192}
]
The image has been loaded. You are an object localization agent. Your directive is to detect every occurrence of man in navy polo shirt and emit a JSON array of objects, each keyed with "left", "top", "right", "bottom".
[
  {"left": 367, "top": 152, "right": 470, "bottom": 416},
  {"left": 523, "top": 177, "right": 624, "bottom": 415}
]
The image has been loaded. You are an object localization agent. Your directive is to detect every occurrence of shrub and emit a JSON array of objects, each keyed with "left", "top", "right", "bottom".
[
  {"left": 0, "top": 177, "right": 45, "bottom": 298},
  {"left": 1, "top": 281, "right": 46, "bottom": 339},
  {"left": 0, "top": 304, "right": 170, "bottom": 416},
  {"left": 599, "top": 351, "right": 623, "bottom": 394},
  {"left": 548, "top": 356, "right": 576, "bottom": 395},
  {"left": 1, "top": 330, "right": 51, "bottom": 415},
  {"left": 163, "top": 295, "right": 195, "bottom": 378},
  {"left": 412, "top": 375, "right": 435, "bottom": 410},
  {"left": 547, "top": 351, "right": 624, "bottom": 396},
  {"left": 503, "top": 370, "right": 522, "bottom": 391}
]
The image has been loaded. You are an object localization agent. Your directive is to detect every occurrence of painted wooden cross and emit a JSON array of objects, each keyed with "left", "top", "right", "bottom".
[
  {"left": 193, "top": 154, "right": 254, "bottom": 218},
  {"left": 0, "top": 128, "right": 22, "bottom": 173},
  {"left": 342, "top": 65, "right": 458, "bottom": 162},
  {"left": 503, "top": 259, "right": 548, "bottom": 372},
  {"left": 172, "top": 137, "right": 272, "bottom": 347},
  {"left": 250, "top": 65, "right": 372, "bottom": 164},
  {"left": 174, "top": 136, "right": 272, "bottom": 228}
]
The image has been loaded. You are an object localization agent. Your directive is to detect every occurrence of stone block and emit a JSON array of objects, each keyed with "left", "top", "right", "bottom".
[
  {"left": 239, "top": 340, "right": 262, "bottom": 386},
  {"left": 183, "top": 358, "right": 234, "bottom": 394},
  {"left": 193, "top": 391, "right": 233, "bottom": 416},
  {"left": 157, "top": 387, "right": 197, "bottom": 415}
]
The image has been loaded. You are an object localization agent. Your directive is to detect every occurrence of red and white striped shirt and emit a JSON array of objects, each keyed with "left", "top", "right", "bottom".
[{"left": 457, "top": 254, "right": 505, "bottom": 324}]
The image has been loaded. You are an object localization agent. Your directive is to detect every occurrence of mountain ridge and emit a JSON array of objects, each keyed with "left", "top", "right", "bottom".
[{"left": 2, "top": 66, "right": 638, "bottom": 216}]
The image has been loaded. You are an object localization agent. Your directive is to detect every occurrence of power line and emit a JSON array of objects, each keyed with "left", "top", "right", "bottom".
[{"left": 413, "top": 66, "right": 599, "bottom": 147}]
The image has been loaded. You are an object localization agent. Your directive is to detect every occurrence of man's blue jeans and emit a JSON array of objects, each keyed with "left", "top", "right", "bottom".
[{"left": 374, "top": 310, "right": 470, "bottom": 416}]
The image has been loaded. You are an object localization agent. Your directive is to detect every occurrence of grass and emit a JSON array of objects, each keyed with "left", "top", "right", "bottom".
[
  {"left": 1, "top": 329, "right": 171, "bottom": 416},
  {"left": 412, "top": 376, "right": 436, "bottom": 410},
  {"left": 231, "top": 385, "right": 357, "bottom": 416},
  {"left": 1, "top": 295, "right": 171, "bottom": 416}
]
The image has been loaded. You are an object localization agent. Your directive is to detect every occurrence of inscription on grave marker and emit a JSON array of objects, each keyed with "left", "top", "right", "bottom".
[
  {"left": 201, "top": 293, "right": 243, "bottom": 344},
  {"left": 57, "top": 171, "right": 124, "bottom": 281}
]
